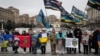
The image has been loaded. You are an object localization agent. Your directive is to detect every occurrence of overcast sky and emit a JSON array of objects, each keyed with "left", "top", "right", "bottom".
[{"left": 0, "top": 0, "right": 88, "bottom": 18}]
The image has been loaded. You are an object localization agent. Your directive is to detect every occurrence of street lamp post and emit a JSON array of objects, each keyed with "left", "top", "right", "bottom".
[
  {"left": 1, "top": 20, "right": 4, "bottom": 30},
  {"left": 90, "top": 20, "right": 95, "bottom": 30}
]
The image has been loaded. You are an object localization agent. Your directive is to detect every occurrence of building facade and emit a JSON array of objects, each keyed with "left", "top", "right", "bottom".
[
  {"left": 86, "top": 7, "right": 100, "bottom": 29},
  {"left": 0, "top": 6, "right": 61, "bottom": 28},
  {"left": 7, "top": 6, "right": 20, "bottom": 24},
  {"left": 0, "top": 7, "right": 14, "bottom": 23},
  {"left": 20, "top": 14, "right": 30, "bottom": 24}
]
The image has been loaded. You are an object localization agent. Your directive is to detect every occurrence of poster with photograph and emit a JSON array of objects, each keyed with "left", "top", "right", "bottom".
[{"left": 65, "top": 38, "right": 78, "bottom": 48}]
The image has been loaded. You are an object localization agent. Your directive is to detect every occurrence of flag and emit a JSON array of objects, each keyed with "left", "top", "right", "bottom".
[
  {"left": 51, "top": 0, "right": 62, "bottom": 10},
  {"left": 44, "top": 19, "right": 50, "bottom": 28},
  {"left": 44, "top": 0, "right": 62, "bottom": 11},
  {"left": 60, "top": 6, "right": 69, "bottom": 15},
  {"left": 44, "top": 0, "right": 52, "bottom": 9},
  {"left": 61, "top": 14, "right": 74, "bottom": 23},
  {"left": 73, "top": 17, "right": 82, "bottom": 25},
  {"left": 14, "top": 35, "right": 30, "bottom": 48},
  {"left": 61, "top": 7, "right": 74, "bottom": 23},
  {"left": 71, "top": 6, "right": 88, "bottom": 21},
  {"left": 37, "top": 9, "right": 50, "bottom": 28},
  {"left": 36, "top": 9, "right": 46, "bottom": 27},
  {"left": 83, "top": 14, "right": 88, "bottom": 21},
  {"left": 87, "top": 0, "right": 100, "bottom": 10},
  {"left": 96, "top": 0, "right": 100, "bottom": 5},
  {"left": 37, "top": 9, "right": 45, "bottom": 23}
]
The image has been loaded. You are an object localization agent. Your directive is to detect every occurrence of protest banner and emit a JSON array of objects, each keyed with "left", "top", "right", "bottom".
[
  {"left": 65, "top": 38, "right": 78, "bottom": 48},
  {"left": 14, "top": 35, "right": 30, "bottom": 48}
]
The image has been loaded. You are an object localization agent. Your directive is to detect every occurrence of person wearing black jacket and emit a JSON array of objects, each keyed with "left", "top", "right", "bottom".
[
  {"left": 92, "top": 29, "right": 99, "bottom": 54},
  {"left": 66, "top": 28, "right": 73, "bottom": 54},
  {"left": 21, "top": 31, "right": 28, "bottom": 54},
  {"left": 13, "top": 31, "right": 20, "bottom": 54},
  {"left": 73, "top": 27, "right": 82, "bottom": 53},
  {"left": 28, "top": 28, "right": 33, "bottom": 53}
]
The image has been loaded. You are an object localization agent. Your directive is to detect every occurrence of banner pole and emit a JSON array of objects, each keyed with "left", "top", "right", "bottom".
[{"left": 43, "top": 1, "right": 51, "bottom": 32}]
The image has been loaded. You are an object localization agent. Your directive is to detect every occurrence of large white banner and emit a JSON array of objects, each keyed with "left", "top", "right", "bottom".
[{"left": 65, "top": 38, "right": 78, "bottom": 48}]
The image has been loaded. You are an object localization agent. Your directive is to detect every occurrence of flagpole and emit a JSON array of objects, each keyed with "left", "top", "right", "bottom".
[{"left": 43, "top": 1, "right": 51, "bottom": 32}]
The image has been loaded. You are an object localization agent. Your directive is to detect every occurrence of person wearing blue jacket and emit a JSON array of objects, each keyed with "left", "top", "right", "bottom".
[
  {"left": 1, "top": 30, "right": 13, "bottom": 53},
  {"left": 31, "top": 31, "right": 38, "bottom": 54},
  {"left": 0, "top": 30, "right": 5, "bottom": 52}
]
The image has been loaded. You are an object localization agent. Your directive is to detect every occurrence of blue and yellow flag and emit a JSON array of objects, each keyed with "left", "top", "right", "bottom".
[
  {"left": 96, "top": 0, "right": 100, "bottom": 5},
  {"left": 61, "top": 14, "right": 74, "bottom": 23},
  {"left": 73, "top": 18, "right": 82, "bottom": 25},
  {"left": 60, "top": 5, "right": 74, "bottom": 23},
  {"left": 71, "top": 6, "right": 88, "bottom": 21},
  {"left": 87, "top": 0, "right": 100, "bottom": 11}
]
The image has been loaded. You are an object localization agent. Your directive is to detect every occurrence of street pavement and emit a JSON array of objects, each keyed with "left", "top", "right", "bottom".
[{"left": 0, "top": 42, "right": 100, "bottom": 56}]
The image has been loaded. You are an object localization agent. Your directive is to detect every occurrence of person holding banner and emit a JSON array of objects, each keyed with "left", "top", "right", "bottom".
[
  {"left": 38, "top": 29, "right": 49, "bottom": 54},
  {"left": 73, "top": 27, "right": 82, "bottom": 53},
  {"left": 0, "top": 30, "right": 5, "bottom": 52},
  {"left": 13, "top": 36, "right": 20, "bottom": 54},
  {"left": 21, "top": 31, "right": 29, "bottom": 54},
  {"left": 1, "top": 30, "right": 13, "bottom": 53},
  {"left": 13, "top": 31, "right": 20, "bottom": 54},
  {"left": 66, "top": 27, "right": 73, "bottom": 54},
  {"left": 28, "top": 28, "right": 33, "bottom": 53},
  {"left": 82, "top": 31, "right": 89, "bottom": 54}
]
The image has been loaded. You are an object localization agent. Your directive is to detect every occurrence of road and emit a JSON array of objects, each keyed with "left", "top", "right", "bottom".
[{"left": 0, "top": 42, "right": 100, "bottom": 56}]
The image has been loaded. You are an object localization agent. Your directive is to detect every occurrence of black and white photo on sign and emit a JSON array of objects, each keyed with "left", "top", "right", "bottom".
[{"left": 65, "top": 38, "right": 78, "bottom": 48}]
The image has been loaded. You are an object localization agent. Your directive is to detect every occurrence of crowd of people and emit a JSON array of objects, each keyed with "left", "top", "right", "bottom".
[{"left": 0, "top": 27, "right": 99, "bottom": 55}]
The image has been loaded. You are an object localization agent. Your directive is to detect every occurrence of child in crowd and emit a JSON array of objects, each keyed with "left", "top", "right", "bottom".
[{"left": 82, "top": 31, "right": 89, "bottom": 54}]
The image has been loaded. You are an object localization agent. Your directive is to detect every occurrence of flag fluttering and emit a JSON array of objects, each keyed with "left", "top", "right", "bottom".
[
  {"left": 87, "top": 0, "right": 100, "bottom": 11},
  {"left": 37, "top": 9, "right": 50, "bottom": 28},
  {"left": 44, "top": 0, "right": 62, "bottom": 11},
  {"left": 71, "top": 6, "right": 88, "bottom": 21},
  {"left": 14, "top": 35, "right": 30, "bottom": 48}
]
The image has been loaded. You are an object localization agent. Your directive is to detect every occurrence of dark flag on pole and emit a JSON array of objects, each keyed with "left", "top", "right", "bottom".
[
  {"left": 44, "top": 0, "right": 62, "bottom": 11},
  {"left": 44, "top": 0, "right": 52, "bottom": 9},
  {"left": 51, "top": 0, "right": 62, "bottom": 10},
  {"left": 60, "top": 6, "right": 69, "bottom": 15},
  {"left": 87, "top": 0, "right": 100, "bottom": 10},
  {"left": 60, "top": 4, "right": 74, "bottom": 23}
]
